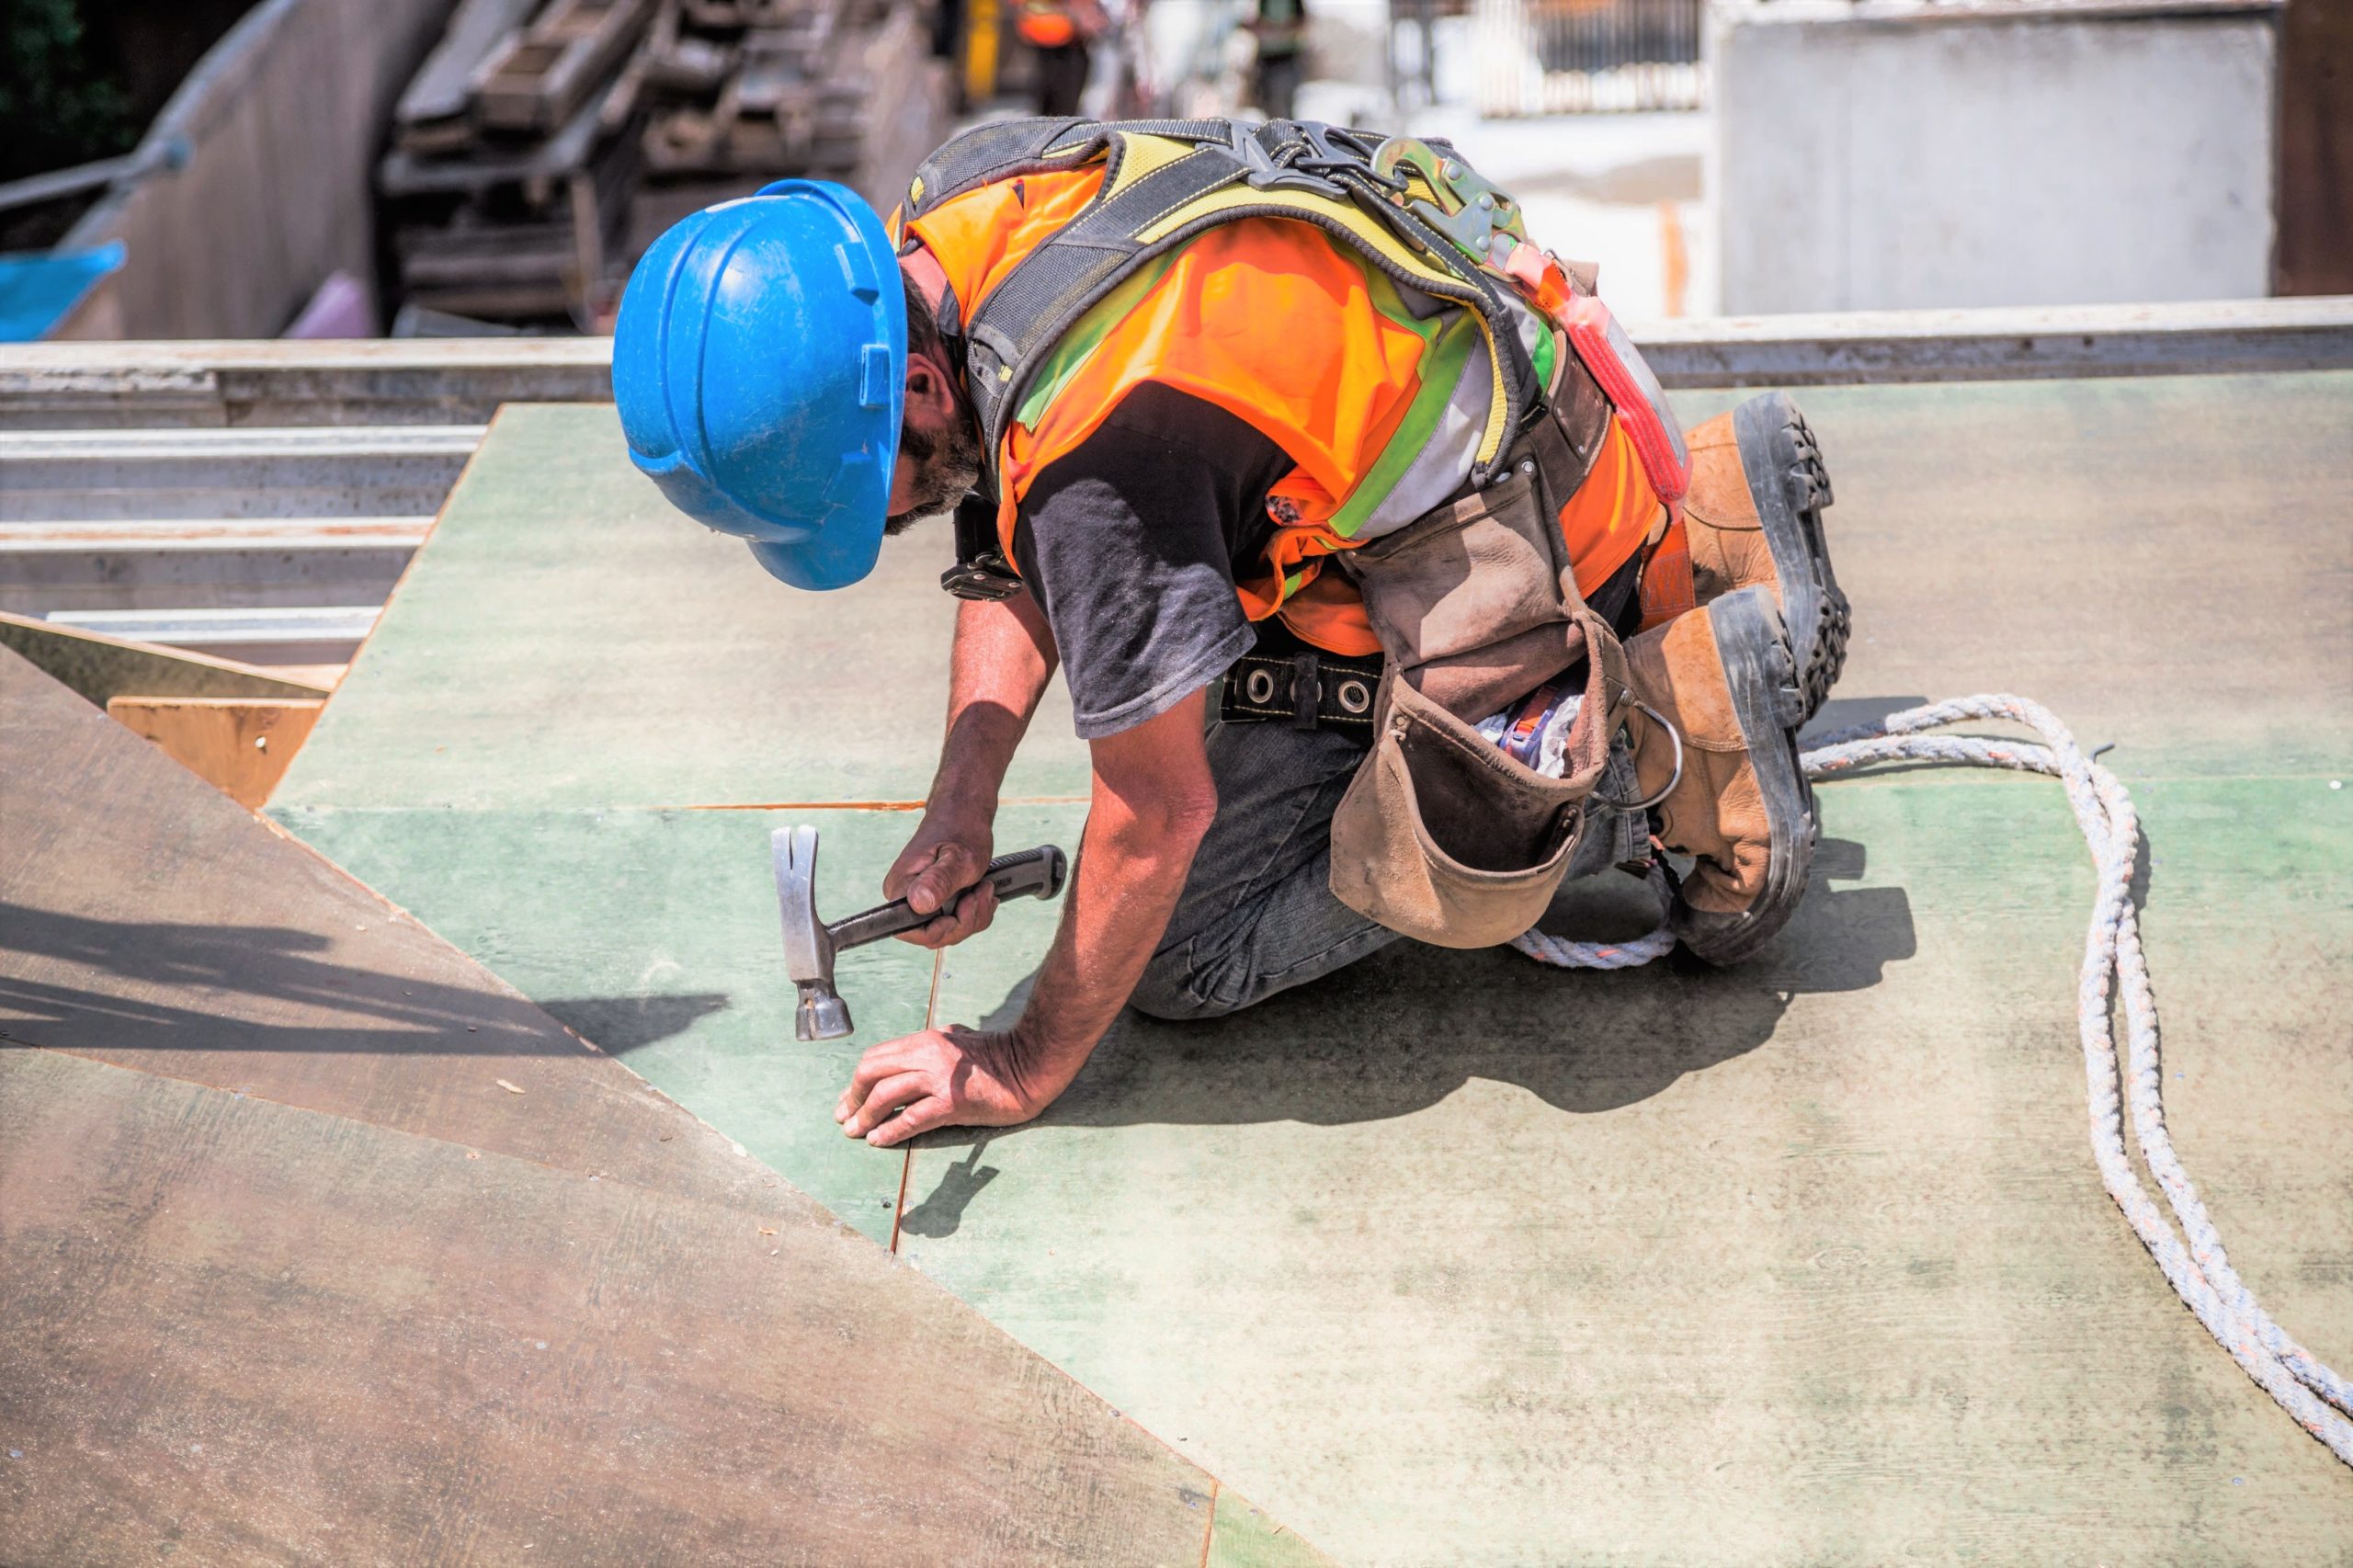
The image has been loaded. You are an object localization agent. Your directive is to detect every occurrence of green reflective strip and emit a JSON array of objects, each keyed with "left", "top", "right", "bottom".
[
  {"left": 1324, "top": 271, "right": 1481, "bottom": 540},
  {"left": 1531, "top": 321, "right": 1557, "bottom": 392},
  {"left": 1013, "top": 249, "right": 1188, "bottom": 430}
]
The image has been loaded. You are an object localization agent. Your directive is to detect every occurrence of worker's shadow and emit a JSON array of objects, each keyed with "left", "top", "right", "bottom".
[
  {"left": 899, "top": 837, "right": 1915, "bottom": 1231},
  {"left": 1055, "top": 836, "right": 1908, "bottom": 1124},
  {"left": 0, "top": 900, "right": 728, "bottom": 1060}
]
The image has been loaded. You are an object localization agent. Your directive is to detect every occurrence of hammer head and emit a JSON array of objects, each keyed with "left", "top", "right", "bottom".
[{"left": 772, "top": 825, "right": 854, "bottom": 1041}]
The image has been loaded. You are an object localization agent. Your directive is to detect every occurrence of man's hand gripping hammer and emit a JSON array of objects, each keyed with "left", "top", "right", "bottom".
[{"left": 771, "top": 825, "right": 1068, "bottom": 1041}]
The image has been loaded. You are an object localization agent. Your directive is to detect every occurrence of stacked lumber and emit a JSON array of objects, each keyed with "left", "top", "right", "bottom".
[
  {"left": 380, "top": 0, "right": 949, "bottom": 326},
  {"left": 637, "top": 0, "right": 882, "bottom": 180}
]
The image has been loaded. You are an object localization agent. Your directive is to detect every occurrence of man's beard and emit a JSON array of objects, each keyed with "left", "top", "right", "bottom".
[{"left": 886, "top": 412, "right": 984, "bottom": 535}]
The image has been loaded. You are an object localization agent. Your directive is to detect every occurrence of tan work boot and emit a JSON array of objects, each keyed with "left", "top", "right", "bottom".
[
  {"left": 1622, "top": 584, "right": 1815, "bottom": 964},
  {"left": 1680, "top": 391, "right": 1849, "bottom": 722}
]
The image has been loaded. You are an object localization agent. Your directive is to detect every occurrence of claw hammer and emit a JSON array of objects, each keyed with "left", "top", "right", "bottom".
[{"left": 771, "top": 825, "right": 1068, "bottom": 1041}]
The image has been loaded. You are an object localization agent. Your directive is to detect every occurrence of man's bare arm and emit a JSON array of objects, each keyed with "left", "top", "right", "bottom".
[
  {"left": 837, "top": 688, "right": 1219, "bottom": 1144},
  {"left": 886, "top": 592, "right": 1059, "bottom": 946}
]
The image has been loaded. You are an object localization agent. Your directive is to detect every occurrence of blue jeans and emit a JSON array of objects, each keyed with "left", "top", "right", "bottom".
[{"left": 1128, "top": 715, "right": 1398, "bottom": 1021}]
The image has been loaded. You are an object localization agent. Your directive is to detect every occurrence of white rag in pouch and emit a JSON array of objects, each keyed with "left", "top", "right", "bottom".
[{"left": 1474, "top": 690, "right": 1584, "bottom": 778}]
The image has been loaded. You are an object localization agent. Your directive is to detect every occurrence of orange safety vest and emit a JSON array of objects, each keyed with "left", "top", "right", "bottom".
[{"left": 897, "top": 126, "right": 1667, "bottom": 655}]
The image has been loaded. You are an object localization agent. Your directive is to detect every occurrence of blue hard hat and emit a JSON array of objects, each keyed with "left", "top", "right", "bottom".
[{"left": 611, "top": 180, "right": 906, "bottom": 591}]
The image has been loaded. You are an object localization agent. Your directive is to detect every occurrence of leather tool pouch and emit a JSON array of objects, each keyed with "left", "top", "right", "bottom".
[{"left": 1327, "top": 414, "right": 1637, "bottom": 948}]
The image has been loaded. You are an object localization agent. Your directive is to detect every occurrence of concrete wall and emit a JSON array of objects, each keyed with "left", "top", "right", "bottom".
[
  {"left": 58, "top": 0, "right": 457, "bottom": 340},
  {"left": 1709, "top": 0, "right": 2278, "bottom": 314}
]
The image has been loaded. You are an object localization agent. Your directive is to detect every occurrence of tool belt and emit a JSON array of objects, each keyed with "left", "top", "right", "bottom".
[{"left": 1324, "top": 404, "right": 1647, "bottom": 950}]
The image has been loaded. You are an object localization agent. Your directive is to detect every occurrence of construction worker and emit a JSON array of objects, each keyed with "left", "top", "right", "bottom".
[
  {"left": 1247, "top": 0, "right": 1309, "bottom": 120},
  {"left": 1014, "top": 0, "right": 1108, "bottom": 116},
  {"left": 612, "top": 119, "right": 1847, "bottom": 1148}
]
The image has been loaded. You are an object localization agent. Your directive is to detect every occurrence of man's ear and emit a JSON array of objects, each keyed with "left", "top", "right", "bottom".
[{"left": 904, "top": 351, "right": 956, "bottom": 426}]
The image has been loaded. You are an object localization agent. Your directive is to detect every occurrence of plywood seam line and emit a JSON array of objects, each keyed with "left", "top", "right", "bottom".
[
  {"left": 1515, "top": 693, "right": 2353, "bottom": 1467},
  {"left": 1194, "top": 1476, "right": 1221, "bottom": 1568},
  {"left": 890, "top": 946, "right": 949, "bottom": 1255},
  {"left": 245, "top": 806, "right": 614, "bottom": 1056}
]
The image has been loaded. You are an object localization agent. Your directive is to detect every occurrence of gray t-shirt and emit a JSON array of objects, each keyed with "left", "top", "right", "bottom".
[{"left": 1012, "top": 384, "right": 1292, "bottom": 740}]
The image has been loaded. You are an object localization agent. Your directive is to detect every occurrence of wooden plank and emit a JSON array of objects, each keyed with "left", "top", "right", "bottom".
[
  {"left": 0, "top": 1051, "right": 1264, "bottom": 1564},
  {"left": 395, "top": 0, "right": 546, "bottom": 146},
  {"left": 105, "top": 696, "right": 324, "bottom": 808},
  {"left": 1634, "top": 296, "right": 2353, "bottom": 387},
  {"left": 5, "top": 303, "right": 2348, "bottom": 432},
  {"left": 2275, "top": 0, "right": 2353, "bottom": 293},
  {"left": 472, "top": 0, "right": 655, "bottom": 133},
  {"left": 0, "top": 609, "right": 330, "bottom": 704},
  {"left": 0, "top": 647, "right": 1324, "bottom": 1563}
]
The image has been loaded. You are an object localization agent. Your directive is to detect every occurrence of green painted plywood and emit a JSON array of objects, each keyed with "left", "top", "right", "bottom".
[
  {"left": 267, "top": 373, "right": 2353, "bottom": 1561},
  {"left": 272, "top": 804, "right": 931, "bottom": 1243},
  {"left": 900, "top": 778, "right": 2353, "bottom": 1564},
  {"left": 274, "top": 376, "right": 2353, "bottom": 820},
  {"left": 269, "top": 403, "right": 1090, "bottom": 813},
  {"left": 1207, "top": 1489, "right": 1340, "bottom": 1568},
  {"left": 1736, "top": 372, "right": 2353, "bottom": 777}
]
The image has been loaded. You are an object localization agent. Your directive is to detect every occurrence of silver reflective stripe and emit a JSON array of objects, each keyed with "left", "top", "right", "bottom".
[{"left": 1353, "top": 328, "right": 1495, "bottom": 541}]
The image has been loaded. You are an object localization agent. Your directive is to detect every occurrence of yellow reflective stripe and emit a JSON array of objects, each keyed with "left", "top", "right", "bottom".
[
  {"left": 1103, "top": 131, "right": 1200, "bottom": 198},
  {"left": 1135, "top": 184, "right": 1447, "bottom": 288},
  {"left": 1474, "top": 321, "right": 1508, "bottom": 465}
]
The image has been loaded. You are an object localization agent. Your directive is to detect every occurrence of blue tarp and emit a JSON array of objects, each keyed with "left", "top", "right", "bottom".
[{"left": 0, "top": 243, "right": 127, "bottom": 341}]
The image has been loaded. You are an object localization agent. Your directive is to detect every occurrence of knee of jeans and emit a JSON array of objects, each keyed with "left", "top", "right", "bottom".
[{"left": 1127, "top": 938, "right": 1246, "bottom": 1022}]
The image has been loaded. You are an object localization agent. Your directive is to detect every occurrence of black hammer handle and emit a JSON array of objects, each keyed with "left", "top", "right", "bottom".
[{"left": 824, "top": 845, "right": 1069, "bottom": 953}]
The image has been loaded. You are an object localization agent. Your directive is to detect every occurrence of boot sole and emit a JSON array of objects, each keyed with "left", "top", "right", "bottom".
[
  {"left": 1673, "top": 585, "right": 1816, "bottom": 965},
  {"left": 1733, "top": 392, "right": 1849, "bottom": 723}
]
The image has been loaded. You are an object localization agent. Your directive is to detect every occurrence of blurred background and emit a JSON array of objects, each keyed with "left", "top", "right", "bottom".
[{"left": 0, "top": 0, "right": 2343, "bottom": 339}]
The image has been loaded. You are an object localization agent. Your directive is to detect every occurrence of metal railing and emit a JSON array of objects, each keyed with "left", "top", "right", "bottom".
[{"left": 1476, "top": 0, "right": 1707, "bottom": 115}]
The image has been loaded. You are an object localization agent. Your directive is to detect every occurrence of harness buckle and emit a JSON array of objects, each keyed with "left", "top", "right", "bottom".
[{"left": 939, "top": 494, "right": 1026, "bottom": 602}]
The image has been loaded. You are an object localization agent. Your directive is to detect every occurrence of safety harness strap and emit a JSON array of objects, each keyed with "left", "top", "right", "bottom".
[
  {"left": 1220, "top": 647, "right": 1383, "bottom": 731},
  {"left": 906, "top": 116, "right": 1236, "bottom": 217},
  {"left": 961, "top": 142, "right": 1256, "bottom": 457},
  {"left": 915, "top": 117, "right": 1545, "bottom": 497}
]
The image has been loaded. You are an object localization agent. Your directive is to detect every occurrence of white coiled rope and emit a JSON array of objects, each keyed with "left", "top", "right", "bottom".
[{"left": 1512, "top": 694, "right": 2353, "bottom": 1465}]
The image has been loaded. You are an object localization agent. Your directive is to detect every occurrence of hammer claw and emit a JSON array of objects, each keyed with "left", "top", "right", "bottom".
[{"left": 772, "top": 824, "right": 831, "bottom": 984}]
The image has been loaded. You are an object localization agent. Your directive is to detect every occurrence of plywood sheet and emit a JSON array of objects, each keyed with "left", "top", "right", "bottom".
[
  {"left": 264, "top": 373, "right": 2353, "bottom": 1562},
  {"left": 268, "top": 403, "right": 1088, "bottom": 813},
  {"left": 901, "top": 787, "right": 2353, "bottom": 1563},
  {"left": 107, "top": 695, "right": 322, "bottom": 807},
  {"left": 0, "top": 649, "right": 1329, "bottom": 1565},
  {"left": 273, "top": 376, "right": 2353, "bottom": 819},
  {"left": 0, "top": 1049, "right": 1238, "bottom": 1566}
]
